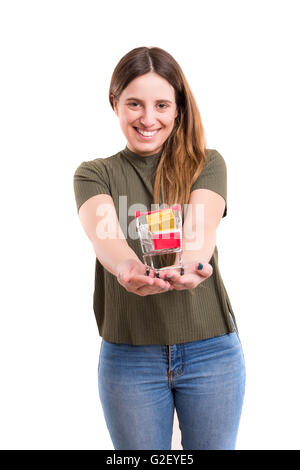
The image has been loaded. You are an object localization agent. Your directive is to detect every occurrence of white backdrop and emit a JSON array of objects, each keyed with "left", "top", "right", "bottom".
[{"left": 1, "top": 0, "right": 299, "bottom": 450}]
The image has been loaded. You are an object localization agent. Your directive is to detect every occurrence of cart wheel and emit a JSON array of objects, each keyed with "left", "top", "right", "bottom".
[
  {"left": 155, "top": 272, "right": 160, "bottom": 278},
  {"left": 180, "top": 267, "right": 184, "bottom": 276}
]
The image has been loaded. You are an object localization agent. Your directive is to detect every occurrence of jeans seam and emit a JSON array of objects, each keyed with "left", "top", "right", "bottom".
[
  {"left": 229, "top": 313, "right": 246, "bottom": 364},
  {"left": 98, "top": 340, "right": 104, "bottom": 375}
]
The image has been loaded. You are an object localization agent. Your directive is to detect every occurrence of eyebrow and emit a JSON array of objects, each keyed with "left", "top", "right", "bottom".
[{"left": 125, "top": 97, "right": 173, "bottom": 103}]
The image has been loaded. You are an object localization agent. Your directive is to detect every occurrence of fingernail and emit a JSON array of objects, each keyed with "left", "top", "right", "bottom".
[{"left": 197, "top": 263, "right": 203, "bottom": 270}]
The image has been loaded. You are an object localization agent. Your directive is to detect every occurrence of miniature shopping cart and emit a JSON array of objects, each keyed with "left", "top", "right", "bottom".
[{"left": 135, "top": 204, "right": 184, "bottom": 277}]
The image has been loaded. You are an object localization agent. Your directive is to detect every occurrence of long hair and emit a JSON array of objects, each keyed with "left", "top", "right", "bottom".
[{"left": 109, "top": 46, "right": 207, "bottom": 268}]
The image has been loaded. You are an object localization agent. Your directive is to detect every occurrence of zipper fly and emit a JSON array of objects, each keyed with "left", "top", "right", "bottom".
[{"left": 167, "top": 345, "right": 173, "bottom": 380}]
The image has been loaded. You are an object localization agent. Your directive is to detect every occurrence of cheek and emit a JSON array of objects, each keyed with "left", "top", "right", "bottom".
[
  {"left": 162, "top": 118, "right": 176, "bottom": 130},
  {"left": 121, "top": 118, "right": 135, "bottom": 132},
  {"left": 119, "top": 109, "right": 134, "bottom": 124}
]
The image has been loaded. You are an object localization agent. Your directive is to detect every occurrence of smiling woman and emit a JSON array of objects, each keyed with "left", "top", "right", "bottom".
[
  {"left": 73, "top": 46, "right": 246, "bottom": 451},
  {"left": 113, "top": 72, "right": 178, "bottom": 157}
]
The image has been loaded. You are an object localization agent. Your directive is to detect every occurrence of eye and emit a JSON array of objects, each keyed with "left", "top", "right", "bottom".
[{"left": 128, "top": 102, "right": 169, "bottom": 109}]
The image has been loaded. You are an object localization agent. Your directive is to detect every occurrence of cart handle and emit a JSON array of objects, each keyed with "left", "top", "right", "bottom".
[{"left": 135, "top": 204, "right": 181, "bottom": 218}]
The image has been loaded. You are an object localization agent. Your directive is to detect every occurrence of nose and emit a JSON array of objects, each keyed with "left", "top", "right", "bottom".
[{"left": 139, "top": 106, "right": 157, "bottom": 128}]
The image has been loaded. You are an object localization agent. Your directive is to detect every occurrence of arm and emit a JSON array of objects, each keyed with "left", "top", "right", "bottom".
[
  {"left": 161, "top": 188, "right": 225, "bottom": 288},
  {"left": 77, "top": 193, "right": 172, "bottom": 294},
  {"left": 78, "top": 193, "right": 140, "bottom": 277},
  {"left": 175, "top": 188, "right": 226, "bottom": 266}
]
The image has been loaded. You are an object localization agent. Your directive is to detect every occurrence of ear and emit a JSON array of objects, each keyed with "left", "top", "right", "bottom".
[{"left": 112, "top": 97, "right": 119, "bottom": 116}]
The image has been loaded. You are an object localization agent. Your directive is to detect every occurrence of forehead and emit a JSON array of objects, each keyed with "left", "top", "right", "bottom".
[{"left": 121, "top": 73, "right": 175, "bottom": 101}]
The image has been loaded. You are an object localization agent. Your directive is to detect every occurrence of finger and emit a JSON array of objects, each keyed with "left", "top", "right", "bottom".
[
  {"left": 165, "top": 272, "right": 181, "bottom": 283},
  {"left": 151, "top": 277, "right": 170, "bottom": 289},
  {"left": 178, "top": 277, "right": 195, "bottom": 288},
  {"left": 145, "top": 268, "right": 155, "bottom": 278},
  {"left": 168, "top": 280, "right": 186, "bottom": 291},
  {"left": 125, "top": 274, "right": 154, "bottom": 287},
  {"left": 159, "top": 269, "right": 178, "bottom": 280},
  {"left": 170, "top": 273, "right": 200, "bottom": 290},
  {"left": 147, "top": 278, "right": 173, "bottom": 293},
  {"left": 137, "top": 280, "right": 172, "bottom": 295}
]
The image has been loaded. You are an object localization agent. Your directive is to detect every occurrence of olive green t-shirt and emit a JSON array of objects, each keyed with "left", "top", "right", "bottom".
[{"left": 73, "top": 145, "right": 237, "bottom": 345}]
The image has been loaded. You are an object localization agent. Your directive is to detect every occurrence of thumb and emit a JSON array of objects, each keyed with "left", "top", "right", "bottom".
[
  {"left": 117, "top": 270, "right": 129, "bottom": 283},
  {"left": 195, "top": 262, "right": 213, "bottom": 277}
]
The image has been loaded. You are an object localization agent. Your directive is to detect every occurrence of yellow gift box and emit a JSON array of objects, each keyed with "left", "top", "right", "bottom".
[{"left": 147, "top": 209, "right": 176, "bottom": 232}]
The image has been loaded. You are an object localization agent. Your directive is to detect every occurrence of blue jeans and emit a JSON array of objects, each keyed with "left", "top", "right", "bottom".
[{"left": 97, "top": 315, "right": 246, "bottom": 450}]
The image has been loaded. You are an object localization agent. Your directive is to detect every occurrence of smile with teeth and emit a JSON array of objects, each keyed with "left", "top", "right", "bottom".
[{"left": 134, "top": 127, "right": 161, "bottom": 137}]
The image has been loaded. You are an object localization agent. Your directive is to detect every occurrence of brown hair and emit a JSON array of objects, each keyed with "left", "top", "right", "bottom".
[{"left": 109, "top": 46, "right": 207, "bottom": 268}]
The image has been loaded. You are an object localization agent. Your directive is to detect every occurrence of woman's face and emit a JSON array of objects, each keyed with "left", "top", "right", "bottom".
[{"left": 113, "top": 72, "right": 178, "bottom": 156}]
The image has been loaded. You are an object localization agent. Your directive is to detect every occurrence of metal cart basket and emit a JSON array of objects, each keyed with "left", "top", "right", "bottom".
[{"left": 135, "top": 204, "right": 184, "bottom": 277}]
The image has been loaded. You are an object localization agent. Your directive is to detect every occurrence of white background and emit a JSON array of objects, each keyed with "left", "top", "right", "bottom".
[{"left": 1, "top": 0, "right": 299, "bottom": 450}]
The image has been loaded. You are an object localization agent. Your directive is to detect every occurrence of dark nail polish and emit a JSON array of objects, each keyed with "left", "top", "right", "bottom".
[{"left": 198, "top": 263, "right": 203, "bottom": 270}]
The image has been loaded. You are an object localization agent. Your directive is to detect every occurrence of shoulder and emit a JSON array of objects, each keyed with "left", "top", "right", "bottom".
[
  {"left": 190, "top": 148, "right": 227, "bottom": 194},
  {"left": 201, "top": 148, "right": 227, "bottom": 177},
  {"left": 204, "top": 148, "right": 226, "bottom": 165},
  {"left": 74, "top": 151, "right": 122, "bottom": 176}
]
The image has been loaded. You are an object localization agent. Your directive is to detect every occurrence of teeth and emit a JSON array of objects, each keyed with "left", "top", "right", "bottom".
[{"left": 136, "top": 128, "right": 160, "bottom": 137}]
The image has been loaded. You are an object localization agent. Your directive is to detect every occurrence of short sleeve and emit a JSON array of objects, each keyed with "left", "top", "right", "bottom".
[
  {"left": 73, "top": 159, "right": 111, "bottom": 213},
  {"left": 190, "top": 149, "right": 227, "bottom": 218}
]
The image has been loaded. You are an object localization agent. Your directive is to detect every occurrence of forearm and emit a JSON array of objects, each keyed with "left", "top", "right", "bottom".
[
  {"left": 93, "top": 238, "right": 141, "bottom": 276},
  {"left": 78, "top": 195, "right": 142, "bottom": 277},
  {"left": 175, "top": 225, "right": 216, "bottom": 265}
]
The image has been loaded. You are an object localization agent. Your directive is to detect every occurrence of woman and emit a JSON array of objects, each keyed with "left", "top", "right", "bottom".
[{"left": 73, "top": 46, "right": 246, "bottom": 450}]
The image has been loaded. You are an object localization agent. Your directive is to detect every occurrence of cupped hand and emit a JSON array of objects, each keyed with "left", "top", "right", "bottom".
[
  {"left": 159, "top": 261, "right": 213, "bottom": 291},
  {"left": 116, "top": 259, "right": 174, "bottom": 296}
]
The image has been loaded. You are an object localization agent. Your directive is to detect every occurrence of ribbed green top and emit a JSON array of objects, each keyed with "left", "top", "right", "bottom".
[{"left": 73, "top": 145, "right": 237, "bottom": 345}]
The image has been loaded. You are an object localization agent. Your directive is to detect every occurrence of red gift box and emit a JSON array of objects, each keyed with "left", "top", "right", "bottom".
[{"left": 152, "top": 231, "right": 181, "bottom": 250}]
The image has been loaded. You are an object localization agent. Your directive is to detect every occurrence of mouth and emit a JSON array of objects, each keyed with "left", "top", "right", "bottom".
[{"left": 133, "top": 127, "right": 161, "bottom": 139}]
